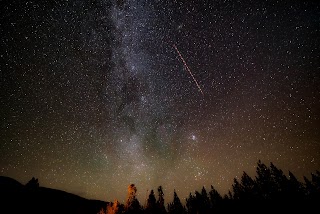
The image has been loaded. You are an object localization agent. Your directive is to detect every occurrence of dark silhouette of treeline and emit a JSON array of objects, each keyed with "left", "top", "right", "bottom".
[
  {"left": 1, "top": 160, "right": 319, "bottom": 214},
  {"left": 100, "top": 160, "right": 320, "bottom": 214}
]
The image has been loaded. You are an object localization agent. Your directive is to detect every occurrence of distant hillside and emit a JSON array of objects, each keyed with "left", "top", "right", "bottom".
[{"left": 0, "top": 176, "right": 107, "bottom": 214}]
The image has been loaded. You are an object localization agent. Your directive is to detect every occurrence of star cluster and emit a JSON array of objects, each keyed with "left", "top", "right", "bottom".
[{"left": 1, "top": 0, "right": 319, "bottom": 203}]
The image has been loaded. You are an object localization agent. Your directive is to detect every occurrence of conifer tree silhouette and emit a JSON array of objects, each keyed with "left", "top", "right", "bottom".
[
  {"left": 25, "top": 177, "right": 39, "bottom": 189},
  {"left": 231, "top": 178, "right": 242, "bottom": 200},
  {"left": 185, "top": 192, "right": 196, "bottom": 214},
  {"left": 269, "top": 162, "right": 288, "bottom": 199},
  {"left": 200, "top": 187, "right": 210, "bottom": 212},
  {"left": 240, "top": 171, "right": 256, "bottom": 200},
  {"left": 145, "top": 190, "right": 157, "bottom": 214},
  {"left": 209, "top": 185, "right": 222, "bottom": 212},
  {"left": 255, "top": 160, "right": 273, "bottom": 200},
  {"left": 167, "top": 190, "right": 185, "bottom": 214},
  {"left": 107, "top": 200, "right": 123, "bottom": 214},
  {"left": 156, "top": 186, "right": 166, "bottom": 214},
  {"left": 287, "top": 171, "right": 304, "bottom": 200},
  {"left": 125, "top": 184, "right": 141, "bottom": 214}
]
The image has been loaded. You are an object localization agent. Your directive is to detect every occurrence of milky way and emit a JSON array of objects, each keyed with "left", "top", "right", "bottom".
[{"left": 1, "top": 0, "right": 319, "bottom": 203}]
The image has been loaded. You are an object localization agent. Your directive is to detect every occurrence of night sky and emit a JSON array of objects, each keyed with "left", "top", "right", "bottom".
[{"left": 1, "top": 0, "right": 319, "bottom": 204}]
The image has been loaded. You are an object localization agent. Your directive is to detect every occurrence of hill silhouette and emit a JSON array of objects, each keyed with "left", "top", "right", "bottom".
[{"left": 0, "top": 176, "right": 107, "bottom": 214}]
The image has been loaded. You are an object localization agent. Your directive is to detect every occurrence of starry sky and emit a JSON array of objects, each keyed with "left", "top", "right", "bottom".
[{"left": 1, "top": 0, "right": 319, "bottom": 204}]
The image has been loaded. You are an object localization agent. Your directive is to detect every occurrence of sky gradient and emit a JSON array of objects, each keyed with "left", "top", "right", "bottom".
[{"left": 1, "top": 0, "right": 319, "bottom": 204}]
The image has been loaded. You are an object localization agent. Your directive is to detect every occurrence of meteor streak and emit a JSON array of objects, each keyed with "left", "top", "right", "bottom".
[{"left": 173, "top": 44, "right": 204, "bottom": 95}]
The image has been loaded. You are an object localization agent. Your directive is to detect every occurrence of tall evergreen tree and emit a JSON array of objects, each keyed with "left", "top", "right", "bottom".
[
  {"left": 145, "top": 190, "right": 157, "bottom": 214},
  {"left": 307, "top": 171, "right": 320, "bottom": 201},
  {"left": 304, "top": 176, "right": 316, "bottom": 199},
  {"left": 125, "top": 184, "right": 141, "bottom": 213},
  {"left": 255, "top": 160, "right": 273, "bottom": 199},
  {"left": 200, "top": 186, "right": 210, "bottom": 212},
  {"left": 157, "top": 186, "right": 166, "bottom": 214},
  {"left": 231, "top": 178, "right": 242, "bottom": 200},
  {"left": 270, "top": 162, "right": 288, "bottom": 198},
  {"left": 107, "top": 200, "right": 123, "bottom": 214},
  {"left": 209, "top": 185, "right": 222, "bottom": 208},
  {"left": 168, "top": 190, "right": 185, "bottom": 214},
  {"left": 188, "top": 187, "right": 210, "bottom": 213},
  {"left": 240, "top": 171, "right": 256, "bottom": 200},
  {"left": 194, "top": 191, "right": 202, "bottom": 213},
  {"left": 186, "top": 193, "right": 196, "bottom": 214},
  {"left": 311, "top": 171, "right": 320, "bottom": 188},
  {"left": 287, "top": 171, "right": 305, "bottom": 199}
]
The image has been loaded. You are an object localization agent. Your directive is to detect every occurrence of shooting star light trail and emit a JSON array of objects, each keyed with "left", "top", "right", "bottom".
[{"left": 173, "top": 44, "right": 204, "bottom": 95}]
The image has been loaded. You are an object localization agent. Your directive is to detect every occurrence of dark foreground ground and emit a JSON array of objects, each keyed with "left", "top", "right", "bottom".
[{"left": 0, "top": 176, "right": 107, "bottom": 214}]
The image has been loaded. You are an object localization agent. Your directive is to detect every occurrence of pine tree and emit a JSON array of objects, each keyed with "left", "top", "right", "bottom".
[
  {"left": 25, "top": 177, "right": 39, "bottom": 189},
  {"left": 97, "top": 207, "right": 105, "bottom": 214},
  {"left": 157, "top": 186, "right": 166, "bottom": 214},
  {"left": 200, "top": 186, "right": 210, "bottom": 212},
  {"left": 287, "top": 171, "right": 305, "bottom": 199},
  {"left": 185, "top": 192, "right": 196, "bottom": 214},
  {"left": 231, "top": 178, "right": 242, "bottom": 200},
  {"left": 270, "top": 162, "right": 288, "bottom": 199},
  {"left": 107, "top": 200, "right": 122, "bottom": 214},
  {"left": 209, "top": 185, "right": 222, "bottom": 212},
  {"left": 304, "top": 176, "right": 316, "bottom": 199},
  {"left": 240, "top": 171, "right": 256, "bottom": 200},
  {"left": 145, "top": 190, "right": 157, "bottom": 214},
  {"left": 167, "top": 190, "right": 185, "bottom": 214},
  {"left": 311, "top": 171, "right": 320, "bottom": 190},
  {"left": 255, "top": 160, "right": 273, "bottom": 199},
  {"left": 305, "top": 171, "right": 320, "bottom": 210},
  {"left": 125, "top": 184, "right": 141, "bottom": 213}
]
